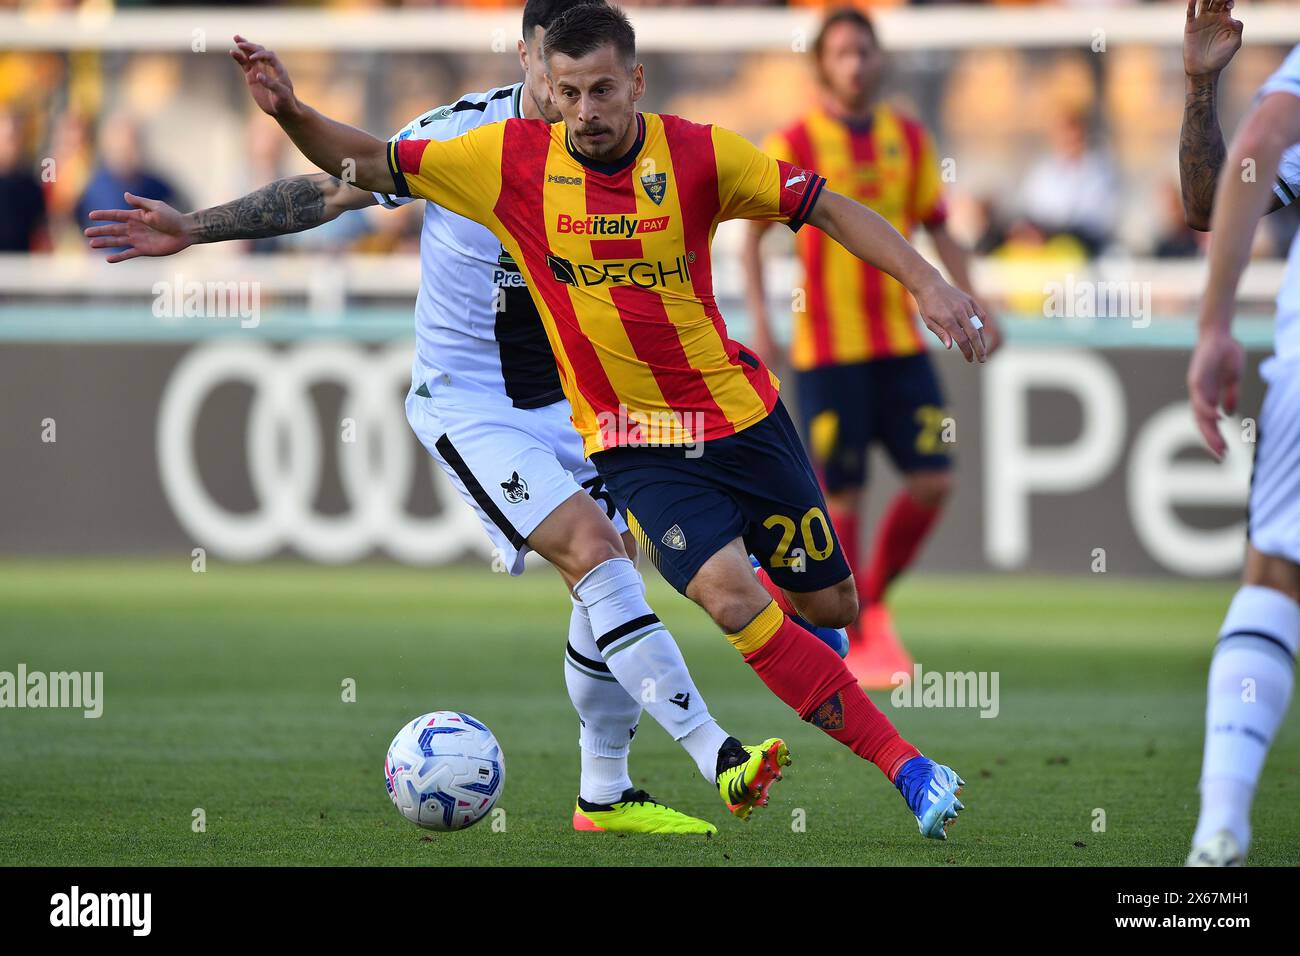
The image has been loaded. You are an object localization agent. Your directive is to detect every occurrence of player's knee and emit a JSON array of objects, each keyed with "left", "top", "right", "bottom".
[
  {"left": 1241, "top": 546, "right": 1300, "bottom": 602},
  {"left": 906, "top": 470, "right": 952, "bottom": 510},
  {"left": 567, "top": 536, "right": 629, "bottom": 580},
  {"left": 792, "top": 578, "right": 858, "bottom": 629},
  {"left": 704, "top": 597, "right": 759, "bottom": 636},
  {"left": 822, "top": 578, "right": 860, "bottom": 628},
  {"left": 693, "top": 584, "right": 771, "bottom": 636}
]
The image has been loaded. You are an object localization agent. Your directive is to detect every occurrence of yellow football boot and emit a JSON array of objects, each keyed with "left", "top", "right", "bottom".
[
  {"left": 572, "top": 788, "right": 717, "bottom": 835},
  {"left": 715, "top": 737, "right": 791, "bottom": 820}
]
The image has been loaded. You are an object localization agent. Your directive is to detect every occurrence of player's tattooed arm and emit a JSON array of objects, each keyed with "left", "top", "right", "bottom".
[
  {"left": 84, "top": 174, "right": 376, "bottom": 261},
  {"left": 1178, "top": 0, "right": 1281, "bottom": 229},
  {"left": 1179, "top": 73, "right": 1234, "bottom": 231},
  {"left": 189, "top": 174, "right": 376, "bottom": 243}
]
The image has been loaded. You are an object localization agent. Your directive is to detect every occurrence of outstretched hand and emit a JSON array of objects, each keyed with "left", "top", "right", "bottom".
[{"left": 84, "top": 192, "right": 189, "bottom": 262}]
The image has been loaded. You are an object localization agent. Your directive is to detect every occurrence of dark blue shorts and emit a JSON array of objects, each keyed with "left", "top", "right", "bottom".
[
  {"left": 795, "top": 352, "right": 953, "bottom": 493},
  {"left": 591, "top": 400, "right": 852, "bottom": 596}
]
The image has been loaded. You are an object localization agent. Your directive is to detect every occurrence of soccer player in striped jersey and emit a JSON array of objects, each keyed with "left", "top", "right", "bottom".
[
  {"left": 242, "top": 3, "right": 987, "bottom": 838},
  {"left": 86, "top": 0, "right": 790, "bottom": 837},
  {"left": 741, "top": 8, "right": 1000, "bottom": 688},
  {"left": 1179, "top": 0, "right": 1300, "bottom": 865}
]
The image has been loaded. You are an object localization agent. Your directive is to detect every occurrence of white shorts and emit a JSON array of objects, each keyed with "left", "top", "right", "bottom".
[
  {"left": 1249, "top": 356, "right": 1300, "bottom": 564},
  {"left": 405, "top": 383, "right": 627, "bottom": 575}
]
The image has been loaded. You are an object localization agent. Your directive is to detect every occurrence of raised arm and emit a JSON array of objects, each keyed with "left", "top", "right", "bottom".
[
  {"left": 806, "top": 189, "right": 987, "bottom": 362},
  {"left": 232, "top": 36, "right": 393, "bottom": 196},
  {"left": 85, "top": 175, "right": 376, "bottom": 262},
  {"left": 1177, "top": 0, "right": 1283, "bottom": 230}
]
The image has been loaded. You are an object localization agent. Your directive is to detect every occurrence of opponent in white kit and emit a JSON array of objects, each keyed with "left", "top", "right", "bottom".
[
  {"left": 1180, "top": 1, "right": 1300, "bottom": 864},
  {"left": 85, "top": 0, "right": 797, "bottom": 834}
]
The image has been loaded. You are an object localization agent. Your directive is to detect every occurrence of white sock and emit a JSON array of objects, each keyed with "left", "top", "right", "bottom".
[
  {"left": 565, "top": 597, "right": 639, "bottom": 805},
  {"left": 1193, "top": 584, "right": 1299, "bottom": 851},
  {"left": 573, "top": 558, "right": 727, "bottom": 781},
  {"left": 682, "top": 720, "right": 731, "bottom": 783}
]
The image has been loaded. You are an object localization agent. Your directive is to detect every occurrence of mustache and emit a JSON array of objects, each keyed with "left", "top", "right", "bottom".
[{"left": 574, "top": 125, "right": 611, "bottom": 137}]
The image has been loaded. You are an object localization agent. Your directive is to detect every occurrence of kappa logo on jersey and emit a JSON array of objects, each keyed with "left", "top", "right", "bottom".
[
  {"left": 545, "top": 253, "right": 692, "bottom": 290},
  {"left": 555, "top": 213, "right": 670, "bottom": 238},
  {"left": 640, "top": 172, "right": 667, "bottom": 205},
  {"left": 661, "top": 524, "right": 687, "bottom": 551},
  {"left": 500, "top": 472, "right": 530, "bottom": 503}
]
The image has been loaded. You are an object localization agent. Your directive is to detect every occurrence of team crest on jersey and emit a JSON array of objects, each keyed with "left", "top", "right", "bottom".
[
  {"left": 661, "top": 524, "right": 686, "bottom": 551},
  {"left": 501, "top": 472, "right": 529, "bottom": 503},
  {"left": 640, "top": 172, "right": 667, "bottom": 205}
]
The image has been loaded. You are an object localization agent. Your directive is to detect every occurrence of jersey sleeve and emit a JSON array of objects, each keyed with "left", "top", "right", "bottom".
[
  {"left": 911, "top": 124, "right": 948, "bottom": 228},
  {"left": 1259, "top": 45, "right": 1300, "bottom": 208},
  {"left": 386, "top": 121, "right": 506, "bottom": 225},
  {"left": 372, "top": 111, "right": 432, "bottom": 209},
  {"left": 712, "top": 126, "right": 826, "bottom": 232},
  {"left": 1260, "top": 43, "right": 1300, "bottom": 101}
]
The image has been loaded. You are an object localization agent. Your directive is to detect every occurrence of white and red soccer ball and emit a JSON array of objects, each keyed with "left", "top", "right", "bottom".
[{"left": 384, "top": 711, "right": 504, "bottom": 831}]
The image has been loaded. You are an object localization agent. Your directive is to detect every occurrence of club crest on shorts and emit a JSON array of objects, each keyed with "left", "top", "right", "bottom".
[
  {"left": 500, "top": 471, "right": 529, "bottom": 503},
  {"left": 661, "top": 524, "right": 686, "bottom": 551},
  {"left": 640, "top": 172, "right": 667, "bottom": 205}
]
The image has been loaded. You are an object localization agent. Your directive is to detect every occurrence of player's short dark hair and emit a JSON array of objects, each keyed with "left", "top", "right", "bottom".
[
  {"left": 813, "top": 7, "right": 879, "bottom": 60},
  {"left": 522, "top": 0, "right": 604, "bottom": 39},
  {"left": 541, "top": 3, "right": 636, "bottom": 68}
]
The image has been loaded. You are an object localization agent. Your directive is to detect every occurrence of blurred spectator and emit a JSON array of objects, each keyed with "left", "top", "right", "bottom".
[
  {"left": 990, "top": 218, "right": 1089, "bottom": 316},
  {"left": 75, "top": 112, "right": 182, "bottom": 235},
  {"left": 1018, "top": 110, "right": 1120, "bottom": 257},
  {"left": 0, "top": 110, "right": 47, "bottom": 252},
  {"left": 44, "top": 110, "right": 93, "bottom": 249}
]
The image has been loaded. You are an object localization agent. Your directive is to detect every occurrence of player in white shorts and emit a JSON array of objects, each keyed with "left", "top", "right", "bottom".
[
  {"left": 84, "top": 0, "right": 794, "bottom": 834},
  {"left": 1180, "top": 3, "right": 1300, "bottom": 864}
]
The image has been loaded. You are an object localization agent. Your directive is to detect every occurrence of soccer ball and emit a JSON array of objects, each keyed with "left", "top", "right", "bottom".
[{"left": 384, "top": 711, "right": 505, "bottom": 831}]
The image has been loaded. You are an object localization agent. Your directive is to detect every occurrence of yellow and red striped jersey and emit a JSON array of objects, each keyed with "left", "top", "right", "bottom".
[
  {"left": 765, "top": 104, "right": 947, "bottom": 369},
  {"left": 389, "top": 112, "right": 826, "bottom": 456}
]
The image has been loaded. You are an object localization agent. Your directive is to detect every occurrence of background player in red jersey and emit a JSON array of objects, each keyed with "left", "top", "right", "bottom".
[{"left": 741, "top": 8, "right": 1001, "bottom": 687}]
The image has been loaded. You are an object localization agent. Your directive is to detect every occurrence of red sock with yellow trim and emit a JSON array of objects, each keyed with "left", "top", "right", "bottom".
[{"left": 727, "top": 601, "right": 920, "bottom": 782}]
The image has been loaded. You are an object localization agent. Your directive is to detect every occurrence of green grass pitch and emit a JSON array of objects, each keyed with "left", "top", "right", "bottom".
[{"left": 1, "top": 559, "right": 1296, "bottom": 866}]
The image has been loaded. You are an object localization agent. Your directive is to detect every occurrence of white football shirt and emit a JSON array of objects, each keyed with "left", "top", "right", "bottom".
[
  {"left": 374, "top": 83, "right": 565, "bottom": 408},
  {"left": 1258, "top": 44, "right": 1300, "bottom": 361}
]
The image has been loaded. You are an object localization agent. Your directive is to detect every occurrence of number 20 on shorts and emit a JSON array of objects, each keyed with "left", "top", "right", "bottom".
[{"left": 763, "top": 506, "right": 834, "bottom": 569}]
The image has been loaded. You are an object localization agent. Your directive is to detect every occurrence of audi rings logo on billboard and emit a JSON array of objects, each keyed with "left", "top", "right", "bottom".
[{"left": 156, "top": 341, "right": 486, "bottom": 564}]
